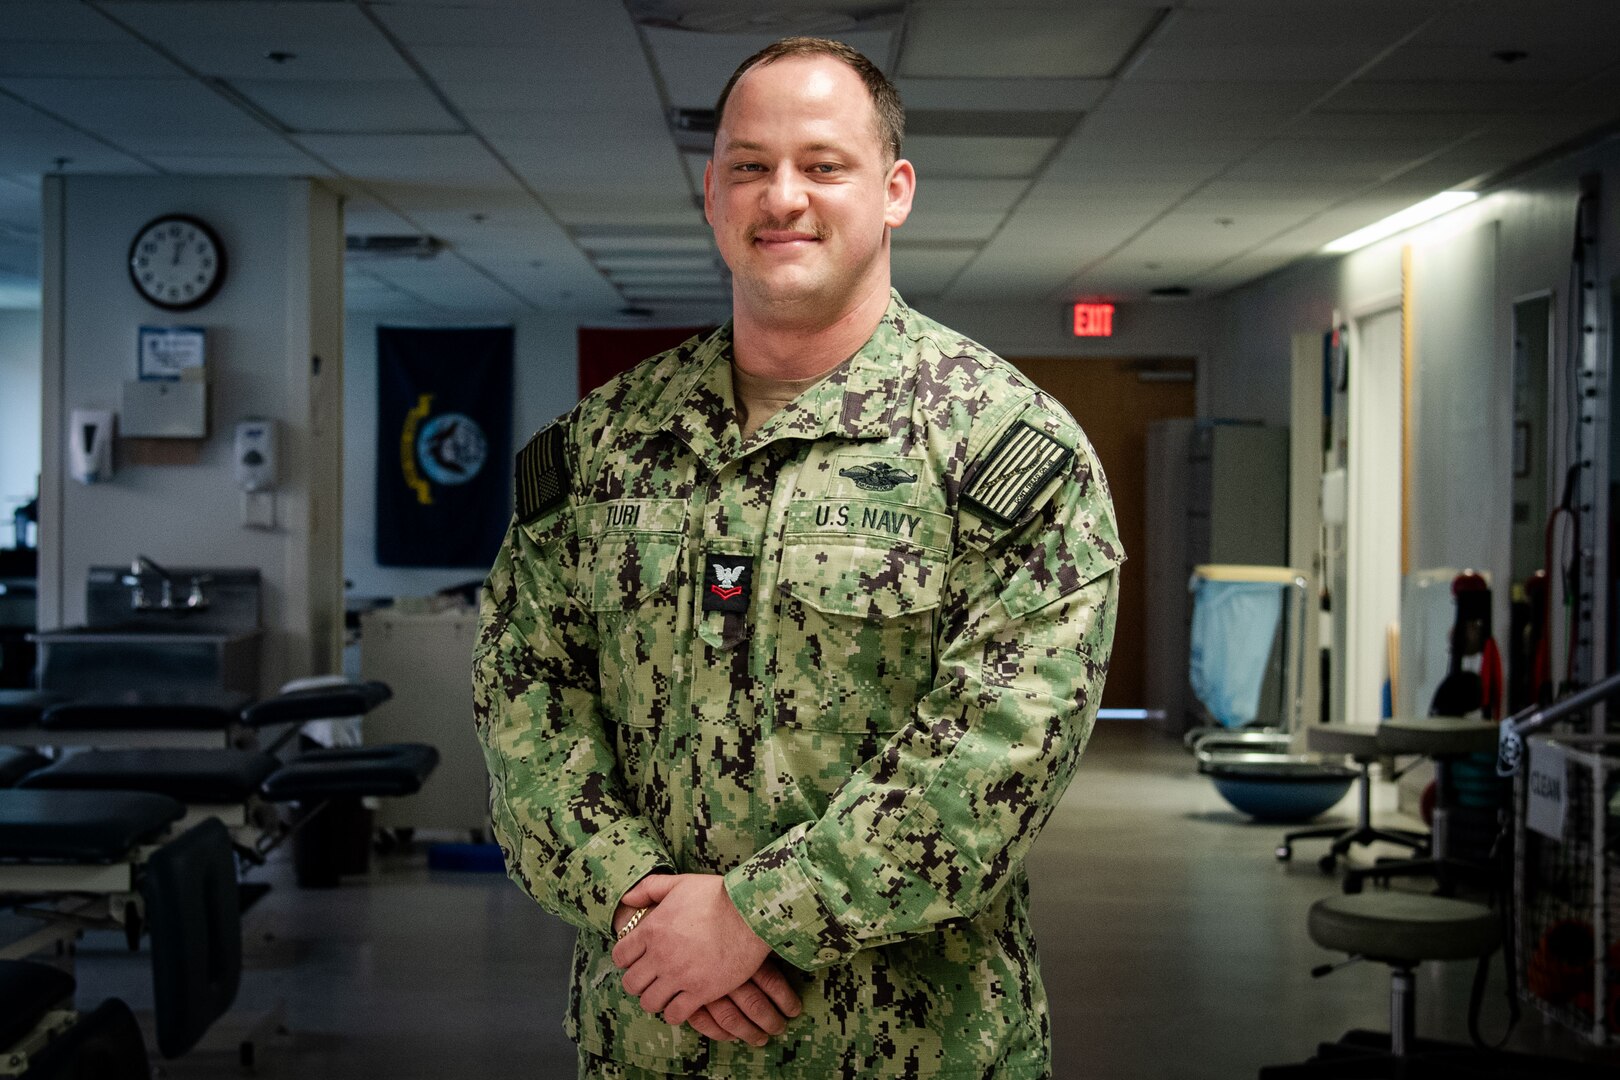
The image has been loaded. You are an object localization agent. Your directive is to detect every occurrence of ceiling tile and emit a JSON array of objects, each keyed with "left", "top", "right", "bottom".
[
  {"left": 415, "top": 47, "right": 663, "bottom": 109},
  {"left": 375, "top": 0, "right": 626, "bottom": 51},
  {"left": 1128, "top": 43, "right": 1389, "bottom": 82},
  {"left": 895, "top": 78, "right": 1109, "bottom": 114},
  {"left": 232, "top": 80, "right": 463, "bottom": 135},
  {"left": 1152, "top": 5, "right": 1433, "bottom": 49},
  {"left": 100, "top": 0, "right": 417, "bottom": 81},
  {"left": 145, "top": 154, "right": 326, "bottom": 176},
  {"left": 0, "top": 43, "right": 181, "bottom": 79},
  {"left": 0, "top": 77, "right": 267, "bottom": 138},
  {"left": 2, "top": 3, "right": 133, "bottom": 41},
  {"left": 912, "top": 178, "right": 1027, "bottom": 215},
  {"left": 295, "top": 134, "right": 517, "bottom": 188},
  {"left": 893, "top": 244, "right": 977, "bottom": 296},
  {"left": 645, "top": 26, "right": 898, "bottom": 112},
  {"left": 900, "top": 210, "right": 1005, "bottom": 244},
  {"left": 1326, "top": 80, "right": 1562, "bottom": 113},
  {"left": 1366, "top": 44, "right": 1620, "bottom": 84},
  {"left": 899, "top": 7, "right": 1160, "bottom": 79},
  {"left": 904, "top": 135, "right": 1056, "bottom": 179}
]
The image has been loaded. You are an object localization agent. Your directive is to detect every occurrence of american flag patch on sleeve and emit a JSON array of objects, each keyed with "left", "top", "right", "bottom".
[
  {"left": 516, "top": 421, "right": 569, "bottom": 523},
  {"left": 961, "top": 420, "right": 1073, "bottom": 525}
]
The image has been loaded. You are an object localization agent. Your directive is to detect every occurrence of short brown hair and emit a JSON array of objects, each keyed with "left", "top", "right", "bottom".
[{"left": 713, "top": 37, "right": 904, "bottom": 162}]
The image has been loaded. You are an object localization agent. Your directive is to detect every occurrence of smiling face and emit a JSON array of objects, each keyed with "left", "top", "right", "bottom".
[{"left": 705, "top": 54, "right": 914, "bottom": 330}]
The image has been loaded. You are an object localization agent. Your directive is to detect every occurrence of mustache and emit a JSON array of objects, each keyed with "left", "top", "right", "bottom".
[{"left": 748, "top": 221, "right": 827, "bottom": 242}]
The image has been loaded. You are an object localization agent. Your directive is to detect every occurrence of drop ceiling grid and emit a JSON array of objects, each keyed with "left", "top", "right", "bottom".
[
  {"left": 0, "top": 77, "right": 270, "bottom": 138},
  {"left": 100, "top": 0, "right": 418, "bottom": 82},
  {"left": 372, "top": 0, "right": 628, "bottom": 54},
  {"left": 894, "top": 78, "right": 1110, "bottom": 114},
  {"left": 230, "top": 80, "right": 464, "bottom": 135},
  {"left": 410, "top": 48, "right": 660, "bottom": 112},
  {"left": 645, "top": 26, "right": 898, "bottom": 112},
  {"left": 293, "top": 134, "right": 518, "bottom": 188},
  {"left": 903, "top": 135, "right": 1056, "bottom": 179},
  {"left": 1152, "top": 4, "right": 1437, "bottom": 49}
]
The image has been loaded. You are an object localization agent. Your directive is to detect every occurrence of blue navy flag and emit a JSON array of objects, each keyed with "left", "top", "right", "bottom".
[{"left": 376, "top": 325, "right": 513, "bottom": 567}]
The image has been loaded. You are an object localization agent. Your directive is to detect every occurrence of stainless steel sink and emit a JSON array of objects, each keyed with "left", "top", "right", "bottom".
[
  {"left": 32, "top": 626, "right": 263, "bottom": 696},
  {"left": 31, "top": 565, "right": 264, "bottom": 695}
]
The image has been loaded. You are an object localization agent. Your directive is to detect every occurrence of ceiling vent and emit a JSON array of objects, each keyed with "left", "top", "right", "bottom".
[{"left": 345, "top": 235, "right": 445, "bottom": 261}]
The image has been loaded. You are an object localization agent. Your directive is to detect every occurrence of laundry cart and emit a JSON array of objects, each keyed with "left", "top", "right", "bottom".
[{"left": 359, "top": 604, "right": 488, "bottom": 838}]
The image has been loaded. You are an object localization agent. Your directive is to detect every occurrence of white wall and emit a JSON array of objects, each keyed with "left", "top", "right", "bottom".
[
  {"left": 39, "top": 175, "right": 345, "bottom": 691},
  {"left": 341, "top": 310, "right": 577, "bottom": 599},
  {"left": 1211, "top": 136, "right": 1620, "bottom": 695},
  {"left": 0, "top": 308, "right": 41, "bottom": 533}
]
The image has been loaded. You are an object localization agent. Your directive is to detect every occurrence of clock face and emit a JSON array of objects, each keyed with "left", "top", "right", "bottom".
[{"left": 128, "top": 215, "right": 226, "bottom": 311}]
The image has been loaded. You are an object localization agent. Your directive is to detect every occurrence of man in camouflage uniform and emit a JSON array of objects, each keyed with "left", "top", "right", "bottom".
[{"left": 474, "top": 36, "right": 1121, "bottom": 1080}]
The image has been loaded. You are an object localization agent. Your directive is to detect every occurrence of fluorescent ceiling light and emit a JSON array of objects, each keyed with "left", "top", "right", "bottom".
[{"left": 1322, "top": 191, "right": 1478, "bottom": 254}]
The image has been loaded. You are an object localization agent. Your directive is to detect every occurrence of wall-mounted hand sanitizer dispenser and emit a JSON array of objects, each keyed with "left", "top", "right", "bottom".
[
  {"left": 235, "top": 419, "right": 277, "bottom": 492},
  {"left": 68, "top": 408, "right": 115, "bottom": 484}
]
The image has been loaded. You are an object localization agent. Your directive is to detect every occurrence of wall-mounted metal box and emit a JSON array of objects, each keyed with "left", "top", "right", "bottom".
[{"left": 121, "top": 379, "right": 208, "bottom": 438}]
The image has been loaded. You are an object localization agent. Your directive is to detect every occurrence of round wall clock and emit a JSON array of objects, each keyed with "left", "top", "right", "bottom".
[{"left": 128, "top": 214, "right": 227, "bottom": 311}]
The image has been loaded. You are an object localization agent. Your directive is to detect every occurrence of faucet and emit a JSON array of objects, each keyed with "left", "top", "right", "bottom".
[{"left": 125, "top": 555, "right": 210, "bottom": 612}]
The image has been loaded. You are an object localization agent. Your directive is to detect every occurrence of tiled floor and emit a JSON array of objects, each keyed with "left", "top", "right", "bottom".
[{"left": 42, "top": 722, "right": 1620, "bottom": 1077}]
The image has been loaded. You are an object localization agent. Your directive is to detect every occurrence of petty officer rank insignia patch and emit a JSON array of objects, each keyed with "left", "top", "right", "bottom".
[
  {"left": 961, "top": 420, "right": 1073, "bottom": 525},
  {"left": 515, "top": 421, "right": 569, "bottom": 523},
  {"left": 703, "top": 553, "right": 754, "bottom": 614}
]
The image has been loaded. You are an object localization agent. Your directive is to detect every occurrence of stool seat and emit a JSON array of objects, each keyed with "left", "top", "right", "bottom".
[
  {"left": 1305, "top": 724, "right": 1382, "bottom": 759},
  {"left": 1376, "top": 717, "right": 1497, "bottom": 757},
  {"left": 1309, "top": 892, "right": 1499, "bottom": 964}
]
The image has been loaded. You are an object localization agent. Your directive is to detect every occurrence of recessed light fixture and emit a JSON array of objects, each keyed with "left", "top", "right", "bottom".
[
  {"left": 1491, "top": 49, "right": 1529, "bottom": 64},
  {"left": 1321, "top": 190, "right": 1478, "bottom": 254},
  {"left": 1150, "top": 286, "right": 1191, "bottom": 301},
  {"left": 264, "top": 50, "right": 297, "bottom": 64}
]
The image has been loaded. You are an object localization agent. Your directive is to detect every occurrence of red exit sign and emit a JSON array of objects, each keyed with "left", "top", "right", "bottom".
[{"left": 1073, "top": 303, "right": 1115, "bottom": 337}]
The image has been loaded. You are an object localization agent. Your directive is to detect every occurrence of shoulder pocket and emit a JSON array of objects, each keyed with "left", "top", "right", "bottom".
[{"left": 578, "top": 500, "right": 685, "bottom": 612}]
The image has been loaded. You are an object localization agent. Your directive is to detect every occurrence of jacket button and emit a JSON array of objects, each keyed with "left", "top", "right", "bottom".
[{"left": 817, "top": 948, "right": 839, "bottom": 963}]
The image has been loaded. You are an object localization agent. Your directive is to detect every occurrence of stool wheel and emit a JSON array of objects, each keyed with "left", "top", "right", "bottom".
[
  {"left": 1343, "top": 874, "right": 1365, "bottom": 894},
  {"left": 1317, "top": 854, "right": 1337, "bottom": 874},
  {"left": 1276, "top": 844, "right": 1292, "bottom": 862}
]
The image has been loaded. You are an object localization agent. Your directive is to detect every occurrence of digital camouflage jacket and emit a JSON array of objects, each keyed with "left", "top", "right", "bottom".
[{"left": 474, "top": 292, "right": 1121, "bottom": 1079}]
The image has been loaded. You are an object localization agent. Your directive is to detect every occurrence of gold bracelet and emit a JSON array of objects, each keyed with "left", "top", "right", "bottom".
[{"left": 616, "top": 906, "right": 650, "bottom": 941}]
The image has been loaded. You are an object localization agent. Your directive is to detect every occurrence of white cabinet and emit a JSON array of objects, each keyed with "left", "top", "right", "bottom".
[{"left": 360, "top": 606, "right": 488, "bottom": 835}]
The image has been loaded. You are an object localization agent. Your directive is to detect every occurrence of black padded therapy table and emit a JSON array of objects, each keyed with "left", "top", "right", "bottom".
[
  {"left": 0, "top": 958, "right": 150, "bottom": 1079},
  {"left": 1, "top": 681, "right": 437, "bottom": 884},
  {"left": 0, "top": 682, "right": 439, "bottom": 1064}
]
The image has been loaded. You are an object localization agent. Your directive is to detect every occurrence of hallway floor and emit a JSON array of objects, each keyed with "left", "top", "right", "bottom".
[{"left": 56, "top": 722, "right": 1620, "bottom": 1078}]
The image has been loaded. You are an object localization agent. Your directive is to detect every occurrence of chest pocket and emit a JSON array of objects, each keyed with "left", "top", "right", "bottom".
[
  {"left": 772, "top": 503, "right": 950, "bottom": 734},
  {"left": 578, "top": 500, "right": 686, "bottom": 729}
]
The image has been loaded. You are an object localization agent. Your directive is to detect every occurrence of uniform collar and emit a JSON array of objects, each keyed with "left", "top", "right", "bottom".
[{"left": 642, "top": 290, "right": 915, "bottom": 466}]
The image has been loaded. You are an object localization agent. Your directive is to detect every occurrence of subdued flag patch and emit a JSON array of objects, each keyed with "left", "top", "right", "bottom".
[
  {"left": 516, "top": 421, "right": 568, "bottom": 523},
  {"left": 961, "top": 420, "right": 1073, "bottom": 525}
]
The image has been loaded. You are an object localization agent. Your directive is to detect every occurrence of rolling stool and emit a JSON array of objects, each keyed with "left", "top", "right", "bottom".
[
  {"left": 1343, "top": 717, "right": 1500, "bottom": 895},
  {"left": 1261, "top": 892, "right": 1612, "bottom": 1078},
  {"left": 1276, "top": 725, "right": 1429, "bottom": 873}
]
